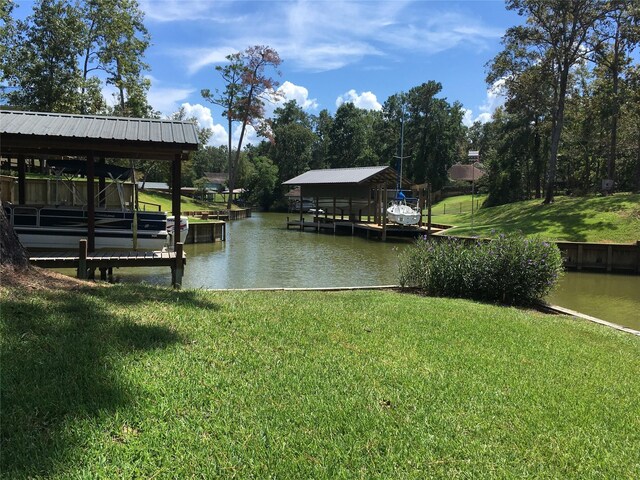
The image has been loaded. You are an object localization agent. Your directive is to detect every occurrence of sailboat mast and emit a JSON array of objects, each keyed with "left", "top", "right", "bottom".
[{"left": 399, "top": 111, "right": 404, "bottom": 193}]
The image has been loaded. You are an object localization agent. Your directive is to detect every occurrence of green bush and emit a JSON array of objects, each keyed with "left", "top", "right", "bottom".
[{"left": 399, "top": 234, "right": 564, "bottom": 305}]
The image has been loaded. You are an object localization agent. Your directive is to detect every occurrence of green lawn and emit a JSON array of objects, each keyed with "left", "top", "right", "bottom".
[
  {"left": 431, "top": 193, "right": 640, "bottom": 243},
  {"left": 2, "top": 284, "right": 639, "bottom": 478},
  {"left": 137, "top": 190, "right": 229, "bottom": 214}
]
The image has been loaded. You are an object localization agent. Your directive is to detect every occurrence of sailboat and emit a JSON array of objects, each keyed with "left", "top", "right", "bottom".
[
  {"left": 386, "top": 112, "right": 421, "bottom": 226},
  {"left": 387, "top": 191, "right": 421, "bottom": 225}
]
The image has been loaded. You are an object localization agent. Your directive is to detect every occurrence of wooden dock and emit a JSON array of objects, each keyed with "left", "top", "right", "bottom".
[
  {"left": 29, "top": 240, "right": 186, "bottom": 286},
  {"left": 286, "top": 217, "right": 445, "bottom": 240}
]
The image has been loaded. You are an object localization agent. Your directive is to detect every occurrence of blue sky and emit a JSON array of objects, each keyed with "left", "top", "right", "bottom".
[{"left": 14, "top": 0, "right": 524, "bottom": 146}]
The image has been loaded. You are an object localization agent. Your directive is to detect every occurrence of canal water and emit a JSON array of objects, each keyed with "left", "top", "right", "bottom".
[{"left": 90, "top": 212, "right": 640, "bottom": 330}]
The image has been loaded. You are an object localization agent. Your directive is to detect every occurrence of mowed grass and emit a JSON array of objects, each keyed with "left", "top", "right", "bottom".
[
  {"left": 138, "top": 190, "right": 231, "bottom": 214},
  {"left": 1, "top": 284, "right": 639, "bottom": 478},
  {"left": 432, "top": 193, "right": 640, "bottom": 243}
]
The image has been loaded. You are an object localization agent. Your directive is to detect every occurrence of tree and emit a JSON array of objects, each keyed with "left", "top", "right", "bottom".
[
  {"left": 327, "top": 102, "right": 369, "bottom": 168},
  {"left": 202, "top": 45, "right": 282, "bottom": 209},
  {"left": 404, "top": 81, "right": 464, "bottom": 190},
  {"left": 495, "top": 0, "right": 608, "bottom": 203},
  {"left": 269, "top": 100, "right": 315, "bottom": 183},
  {"left": 1, "top": 0, "right": 152, "bottom": 116},
  {"left": 589, "top": 0, "right": 639, "bottom": 191},
  {"left": 243, "top": 155, "right": 279, "bottom": 210},
  {"left": 2, "top": 0, "right": 84, "bottom": 111},
  {"left": 310, "top": 109, "right": 333, "bottom": 170},
  {"left": 0, "top": 201, "right": 29, "bottom": 268}
]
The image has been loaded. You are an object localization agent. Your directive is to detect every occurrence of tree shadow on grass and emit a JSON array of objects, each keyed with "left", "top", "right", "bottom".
[{"left": 0, "top": 285, "right": 220, "bottom": 477}]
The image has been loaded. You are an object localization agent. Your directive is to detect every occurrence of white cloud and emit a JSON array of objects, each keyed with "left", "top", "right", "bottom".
[
  {"left": 180, "top": 102, "right": 226, "bottom": 147},
  {"left": 277, "top": 81, "right": 318, "bottom": 110},
  {"left": 147, "top": 86, "right": 194, "bottom": 115},
  {"left": 169, "top": 1, "right": 499, "bottom": 75},
  {"left": 177, "top": 102, "right": 262, "bottom": 148},
  {"left": 478, "top": 78, "right": 506, "bottom": 116},
  {"left": 261, "top": 81, "right": 319, "bottom": 118},
  {"left": 233, "top": 123, "right": 259, "bottom": 148},
  {"left": 184, "top": 47, "right": 238, "bottom": 75},
  {"left": 462, "top": 108, "right": 474, "bottom": 128},
  {"left": 140, "top": 0, "right": 247, "bottom": 23},
  {"left": 335, "top": 90, "right": 382, "bottom": 111},
  {"left": 463, "top": 79, "right": 507, "bottom": 125},
  {"left": 476, "top": 112, "right": 493, "bottom": 124}
]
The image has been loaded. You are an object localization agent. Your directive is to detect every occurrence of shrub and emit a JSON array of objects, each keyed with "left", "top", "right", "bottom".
[{"left": 398, "top": 234, "right": 563, "bottom": 305}]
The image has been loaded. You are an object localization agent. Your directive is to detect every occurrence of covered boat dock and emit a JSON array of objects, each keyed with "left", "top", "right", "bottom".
[
  {"left": 283, "top": 166, "right": 437, "bottom": 241},
  {"left": 0, "top": 110, "right": 199, "bottom": 286}
]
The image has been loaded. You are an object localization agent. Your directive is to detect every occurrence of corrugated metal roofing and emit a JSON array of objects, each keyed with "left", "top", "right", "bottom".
[
  {"left": 283, "top": 166, "right": 395, "bottom": 185},
  {"left": 0, "top": 110, "right": 199, "bottom": 146}
]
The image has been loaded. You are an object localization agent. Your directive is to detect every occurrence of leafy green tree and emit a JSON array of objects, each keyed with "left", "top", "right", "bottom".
[
  {"left": 589, "top": 0, "right": 639, "bottom": 190},
  {"left": 494, "top": 0, "right": 608, "bottom": 203},
  {"left": 310, "top": 109, "right": 333, "bottom": 170},
  {"left": 269, "top": 100, "right": 315, "bottom": 183},
  {"left": 243, "top": 155, "right": 279, "bottom": 210},
  {"left": 327, "top": 103, "right": 369, "bottom": 168},
  {"left": 404, "top": 82, "right": 464, "bottom": 190},
  {"left": 2, "top": 0, "right": 84, "bottom": 111}
]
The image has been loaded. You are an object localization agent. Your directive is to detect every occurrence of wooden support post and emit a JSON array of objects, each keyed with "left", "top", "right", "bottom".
[
  {"left": 87, "top": 153, "right": 96, "bottom": 253},
  {"left": 17, "top": 155, "right": 26, "bottom": 205},
  {"left": 100, "top": 267, "right": 108, "bottom": 281},
  {"left": 333, "top": 196, "right": 336, "bottom": 223},
  {"left": 382, "top": 187, "right": 387, "bottom": 241},
  {"left": 348, "top": 196, "right": 352, "bottom": 222},
  {"left": 98, "top": 157, "right": 106, "bottom": 207},
  {"left": 427, "top": 183, "right": 432, "bottom": 237},
  {"left": 418, "top": 188, "right": 424, "bottom": 227},
  {"left": 367, "top": 188, "right": 371, "bottom": 223},
  {"left": 577, "top": 244, "right": 583, "bottom": 271},
  {"left": 173, "top": 242, "right": 184, "bottom": 288},
  {"left": 171, "top": 154, "right": 182, "bottom": 251},
  {"left": 78, "top": 239, "right": 88, "bottom": 279},
  {"left": 607, "top": 245, "right": 613, "bottom": 272},
  {"left": 299, "top": 187, "right": 303, "bottom": 230}
]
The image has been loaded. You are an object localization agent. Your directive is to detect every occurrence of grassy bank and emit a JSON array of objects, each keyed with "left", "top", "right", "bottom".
[
  {"left": 431, "top": 193, "right": 640, "bottom": 243},
  {"left": 138, "top": 191, "right": 237, "bottom": 214},
  {"left": 2, "top": 281, "right": 639, "bottom": 478}
]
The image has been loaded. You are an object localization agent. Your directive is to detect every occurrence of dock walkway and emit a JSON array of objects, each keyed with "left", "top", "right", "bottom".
[
  {"left": 286, "top": 217, "right": 445, "bottom": 239},
  {"left": 29, "top": 240, "right": 186, "bottom": 286}
]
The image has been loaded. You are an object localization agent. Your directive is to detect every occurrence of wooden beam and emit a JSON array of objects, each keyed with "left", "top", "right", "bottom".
[
  {"left": 98, "top": 157, "right": 106, "bottom": 207},
  {"left": 87, "top": 153, "right": 96, "bottom": 252},
  {"left": 1, "top": 133, "right": 197, "bottom": 161},
  {"left": 17, "top": 155, "right": 25, "bottom": 205},
  {"left": 171, "top": 153, "right": 182, "bottom": 251}
]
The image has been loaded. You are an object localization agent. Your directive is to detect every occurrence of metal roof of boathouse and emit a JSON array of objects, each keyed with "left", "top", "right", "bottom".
[
  {"left": 0, "top": 110, "right": 199, "bottom": 160},
  {"left": 283, "top": 166, "right": 407, "bottom": 187}
]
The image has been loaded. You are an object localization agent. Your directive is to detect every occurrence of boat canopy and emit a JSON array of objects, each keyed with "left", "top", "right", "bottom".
[{"left": 48, "top": 159, "right": 133, "bottom": 180}]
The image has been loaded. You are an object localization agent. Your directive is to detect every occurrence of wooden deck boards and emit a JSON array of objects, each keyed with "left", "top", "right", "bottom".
[{"left": 29, "top": 250, "right": 186, "bottom": 269}]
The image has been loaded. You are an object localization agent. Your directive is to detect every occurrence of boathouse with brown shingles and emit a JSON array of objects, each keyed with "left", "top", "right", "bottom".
[{"left": 0, "top": 109, "right": 199, "bottom": 285}]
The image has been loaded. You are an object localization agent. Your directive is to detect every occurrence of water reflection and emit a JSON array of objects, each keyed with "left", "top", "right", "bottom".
[{"left": 548, "top": 271, "right": 640, "bottom": 330}]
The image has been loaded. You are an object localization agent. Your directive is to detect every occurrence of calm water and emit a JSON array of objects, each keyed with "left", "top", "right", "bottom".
[{"left": 66, "top": 212, "right": 640, "bottom": 330}]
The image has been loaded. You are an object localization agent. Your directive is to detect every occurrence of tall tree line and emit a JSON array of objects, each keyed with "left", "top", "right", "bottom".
[
  {"left": 0, "top": 0, "right": 152, "bottom": 117},
  {"left": 228, "top": 82, "right": 466, "bottom": 209},
  {"left": 483, "top": 0, "right": 639, "bottom": 206}
]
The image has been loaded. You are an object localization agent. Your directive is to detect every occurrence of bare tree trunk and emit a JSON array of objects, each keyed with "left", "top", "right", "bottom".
[
  {"left": 0, "top": 201, "right": 30, "bottom": 268},
  {"left": 544, "top": 65, "right": 569, "bottom": 204},
  {"left": 226, "top": 114, "right": 234, "bottom": 210}
]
